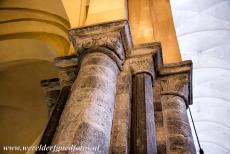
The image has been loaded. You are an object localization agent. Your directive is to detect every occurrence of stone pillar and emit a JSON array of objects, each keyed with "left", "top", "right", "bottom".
[
  {"left": 110, "top": 71, "right": 132, "bottom": 154},
  {"left": 54, "top": 55, "right": 78, "bottom": 87},
  {"left": 132, "top": 73, "right": 157, "bottom": 154},
  {"left": 53, "top": 52, "right": 119, "bottom": 153},
  {"left": 129, "top": 50, "right": 157, "bottom": 154},
  {"left": 159, "top": 64, "right": 196, "bottom": 154},
  {"left": 153, "top": 80, "right": 167, "bottom": 153},
  {"left": 41, "top": 78, "right": 61, "bottom": 116},
  {"left": 51, "top": 20, "right": 132, "bottom": 154}
]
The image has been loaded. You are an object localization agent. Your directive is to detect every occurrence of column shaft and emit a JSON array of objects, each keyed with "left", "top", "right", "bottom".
[
  {"left": 52, "top": 52, "right": 118, "bottom": 153},
  {"left": 161, "top": 95, "right": 195, "bottom": 154},
  {"left": 160, "top": 74, "right": 196, "bottom": 154},
  {"left": 110, "top": 72, "right": 132, "bottom": 154},
  {"left": 153, "top": 80, "right": 167, "bottom": 153},
  {"left": 131, "top": 73, "right": 157, "bottom": 154}
]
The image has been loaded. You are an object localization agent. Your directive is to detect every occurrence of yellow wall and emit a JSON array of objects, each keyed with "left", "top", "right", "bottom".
[
  {"left": 0, "top": 1, "right": 69, "bottom": 153},
  {"left": 85, "top": 0, "right": 127, "bottom": 25},
  {"left": 128, "top": 0, "right": 181, "bottom": 63},
  {"left": 61, "top": 0, "right": 87, "bottom": 28},
  {"left": 62, "top": 0, "right": 181, "bottom": 63},
  {"left": 0, "top": 0, "right": 70, "bottom": 60}
]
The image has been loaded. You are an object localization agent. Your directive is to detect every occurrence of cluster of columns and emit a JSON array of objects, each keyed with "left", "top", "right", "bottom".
[{"left": 39, "top": 20, "right": 196, "bottom": 154}]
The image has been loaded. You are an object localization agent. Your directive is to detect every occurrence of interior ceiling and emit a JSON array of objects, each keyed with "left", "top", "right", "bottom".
[{"left": 170, "top": 0, "right": 230, "bottom": 153}]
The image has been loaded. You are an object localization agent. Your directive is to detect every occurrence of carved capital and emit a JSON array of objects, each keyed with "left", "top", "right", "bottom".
[
  {"left": 69, "top": 20, "right": 133, "bottom": 66},
  {"left": 129, "top": 55, "right": 155, "bottom": 79},
  {"left": 160, "top": 74, "right": 188, "bottom": 92},
  {"left": 160, "top": 74, "right": 189, "bottom": 105},
  {"left": 127, "top": 42, "right": 193, "bottom": 105},
  {"left": 157, "top": 61, "right": 193, "bottom": 106},
  {"left": 127, "top": 43, "right": 160, "bottom": 80}
]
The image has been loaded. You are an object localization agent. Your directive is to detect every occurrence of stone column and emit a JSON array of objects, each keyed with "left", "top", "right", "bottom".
[
  {"left": 129, "top": 50, "right": 157, "bottom": 154},
  {"left": 159, "top": 64, "right": 196, "bottom": 154},
  {"left": 51, "top": 20, "right": 132, "bottom": 154},
  {"left": 153, "top": 79, "right": 167, "bottom": 153},
  {"left": 109, "top": 71, "right": 132, "bottom": 154},
  {"left": 41, "top": 78, "right": 61, "bottom": 116},
  {"left": 53, "top": 52, "right": 119, "bottom": 153}
]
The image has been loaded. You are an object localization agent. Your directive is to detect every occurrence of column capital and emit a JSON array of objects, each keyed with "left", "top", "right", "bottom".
[
  {"left": 126, "top": 43, "right": 161, "bottom": 83},
  {"left": 156, "top": 56, "right": 193, "bottom": 106},
  {"left": 126, "top": 42, "right": 193, "bottom": 105},
  {"left": 160, "top": 74, "right": 190, "bottom": 105},
  {"left": 128, "top": 54, "right": 155, "bottom": 80},
  {"left": 69, "top": 20, "right": 133, "bottom": 68}
]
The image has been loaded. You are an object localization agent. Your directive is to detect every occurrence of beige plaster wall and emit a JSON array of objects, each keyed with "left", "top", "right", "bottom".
[
  {"left": 0, "top": 60, "right": 58, "bottom": 154},
  {"left": 0, "top": 1, "right": 69, "bottom": 153}
]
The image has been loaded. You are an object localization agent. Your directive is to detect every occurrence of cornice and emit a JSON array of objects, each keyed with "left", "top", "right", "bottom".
[{"left": 69, "top": 20, "right": 133, "bottom": 66}]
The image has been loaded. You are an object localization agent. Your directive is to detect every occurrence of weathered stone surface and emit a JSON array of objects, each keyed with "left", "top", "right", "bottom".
[
  {"left": 160, "top": 74, "right": 195, "bottom": 154},
  {"left": 155, "top": 111, "right": 163, "bottom": 128},
  {"left": 153, "top": 80, "right": 167, "bottom": 154},
  {"left": 41, "top": 78, "right": 60, "bottom": 116},
  {"left": 38, "top": 86, "right": 70, "bottom": 154},
  {"left": 110, "top": 71, "right": 132, "bottom": 154},
  {"left": 157, "top": 141, "right": 167, "bottom": 154},
  {"left": 69, "top": 20, "right": 133, "bottom": 63},
  {"left": 52, "top": 52, "right": 118, "bottom": 154},
  {"left": 131, "top": 73, "right": 157, "bottom": 154},
  {"left": 168, "top": 136, "right": 196, "bottom": 154},
  {"left": 126, "top": 47, "right": 159, "bottom": 154},
  {"left": 40, "top": 27, "right": 196, "bottom": 154},
  {"left": 54, "top": 55, "right": 78, "bottom": 87},
  {"left": 129, "top": 54, "right": 155, "bottom": 79},
  {"left": 72, "top": 122, "right": 107, "bottom": 154}
]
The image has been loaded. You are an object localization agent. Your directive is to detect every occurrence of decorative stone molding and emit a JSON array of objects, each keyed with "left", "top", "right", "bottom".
[
  {"left": 157, "top": 61, "right": 193, "bottom": 106},
  {"left": 127, "top": 43, "right": 160, "bottom": 82},
  {"left": 129, "top": 54, "right": 155, "bottom": 80},
  {"left": 137, "top": 42, "right": 193, "bottom": 106},
  {"left": 75, "top": 32, "right": 124, "bottom": 58},
  {"left": 54, "top": 55, "right": 78, "bottom": 87},
  {"left": 40, "top": 78, "right": 60, "bottom": 116},
  {"left": 55, "top": 55, "right": 78, "bottom": 68},
  {"left": 69, "top": 20, "right": 133, "bottom": 69},
  {"left": 160, "top": 74, "right": 189, "bottom": 106}
]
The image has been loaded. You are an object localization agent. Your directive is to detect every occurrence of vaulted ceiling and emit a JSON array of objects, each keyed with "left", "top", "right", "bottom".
[{"left": 170, "top": 0, "right": 230, "bottom": 153}]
